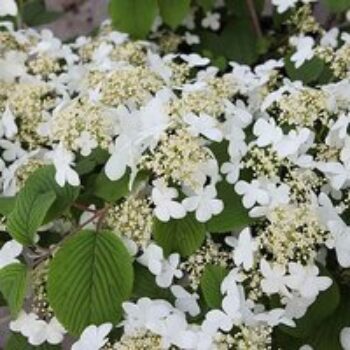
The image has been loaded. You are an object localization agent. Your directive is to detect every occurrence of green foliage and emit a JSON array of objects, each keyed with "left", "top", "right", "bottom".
[
  {"left": 22, "top": 0, "right": 62, "bottom": 26},
  {"left": 7, "top": 166, "right": 79, "bottom": 245},
  {"left": 75, "top": 148, "right": 109, "bottom": 176},
  {"left": 158, "top": 0, "right": 191, "bottom": 28},
  {"left": 0, "top": 263, "right": 28, "bottom": 317},
  {"left": 153, "top": 214, "right": 206, "bottom": 257},
  {"left": 206, "top": 180, "right": 253, "bottom": 233},
  {"left": 199, "top": 20, "right": 259, "bottom": 65},
  {"left": 109, "top": 0, "right": 158, "bottom": 38},
  {"left": 47, "top": 230, "right": 134, "bottom": 335},
  {"left": 325, "top": 0, "right": 350, "bottom": 12},
  {"left": 7, "top": 191, "right": 56, "bottom": 245},
  {"left": 0, "top": 196, "right": 16, "bottom": 216},
  {"left": 5, "top": 334, "right": 60, "bottom": 350},
  {"left": 196, "top": 0, "right": 215, "bottom": 11},
  {"left": 200, "top": 264, "right": 228, "bottom": 309},
  {"left": 285, "top": 55, "right": 325, "bottom": 84}
]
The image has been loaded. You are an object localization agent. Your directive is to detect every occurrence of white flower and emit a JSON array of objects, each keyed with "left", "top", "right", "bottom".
[
  {"left": 182, "top": 185, "right": 223, "bottom": 222},
  {"left": 286, "top": 263, "right": 332, "bottom": 299},
  {"left": 320, "top": 28, "right": 339, "bottom": 48},
  {"left": 156, "top": 253, "right": 183, "bottom": 288},
  {"left": 221, "top": 158, "right": 241, "bottom": 184},
  {"left": 10, "top": 312, "right": 66, "bottom": 346},
  {"left": 328, "top": 220, "right": 350, "bottom": 268},
  {"left": 180, "top": 53, "right": 210, "bottom": 67},
  {"left": 235, "top": 180, "right": 269, "bottom": 209},
  {"left": 290, "top": 35, "right": 315, "bottom": 68},
  {"left": 147, "top": 51, "right": 172, "bottom": 82},
  {"left": 184, "top": 32, "right": 200, "bottom": 45},
  {"left": 122, "top": 298, "right": 172, "bottom": 334},
  {"left": 74, "top": 131, "right": 98, "bottom": 157},
  {"left": 171, "top": 285, "right": 200, "bottom": 317},
  {"left": 0, "top": 139, "right": 25, "bottom": 162},
  {"left": 226, "top": 228, "right": 257, "bottom": 271},
  {"left": 260, "top": 259, "right": 290, "bottom": 296},
  {"left": 0, "top": 0, "right": 18, "bottom": 16},
  {"left": 201, "top": 12, "right": 221, "bottom": 31},
  {"left": 0, "top": 240, "right": 22, "bottom": 269},
  {"left": 340, "top": 327, "right": 350, "bottom": 350},
  {"left": 71, "top": 323, "right": 112, "bottom": 350},
  {"left": 253, "top": 118, "right": 283, "bottom": 147},
  {"left": 137, "top": 243, "right": 164, "bottom": 275},
  {"left": 317, "top": 161, "right": 350, "bottom": 190},
  {"left": 152, "top": 179, "right": 186, "bottom": 222},
  {"left": 184, "top": 112, "right": 223, "bottom": 142},
  {"left": 271, "top": 0, "right": 297, "bottom": 13},
  {"left": 48, "top": 144, "right": 80, "bottom": 187},
  {"left": 254, "top": 308, "right": 295, "bottom": 327},
  {"left": 1, "top": 104, "right": 18, "bottom": 139}
]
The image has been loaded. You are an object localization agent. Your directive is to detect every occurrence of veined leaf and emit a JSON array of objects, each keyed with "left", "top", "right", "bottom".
[
  {"left": 47, "top": 230, "right": 134, "bottom": 335},
  {"left": 158, "top": 0, "right": 190, "bottom": 28},
  {"left": 153, "top": 214, "right": 206, "bottom": 257},
  {"left": 0, "top": 263, "right": 28, "bottom": 317},
  {"left": 109, "top": 0, "right": 158, "bottom": 39},
  {"left": 5, "top": 333, "right": 60, "bottom": 350},
  {"left": 0, "top": 196, "right": 16, "bottom": 217}
]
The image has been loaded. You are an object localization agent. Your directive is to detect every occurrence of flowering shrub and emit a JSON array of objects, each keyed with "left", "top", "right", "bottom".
[{"left": 1, "top": 0, "right": 350, "bottom": 349}]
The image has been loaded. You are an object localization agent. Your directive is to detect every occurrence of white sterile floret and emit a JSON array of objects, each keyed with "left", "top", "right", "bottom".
[
  {"left": 10, "top": 312, "right": 66, "bottom": 346},
  {"left": 71, "top": 323, "right": 112, "bottom": 350},
  {"left": 1, "top": 105, "right": 18, "bottom": 139},
  {"left": 286, "top": 263, "right": 332, "bottom": 299},
  {"left": 0, "top": 0, "right": 18, "bottom": 16},
  {"left": 184, "top": 112, "right": 223, "bottom": 142},
  {"left": 137, "top": 243, "right": 164, "bottom": 275},
  {"left": 225, "top": 228, "right": 258, "bottom": 271},
  {"left": 74, "top": 131, "right": 98, "bottom": 157},
  {"left": 235, "top": 179, "right": 269, "bottom": 209},
  {"left": 260, "top": 259, "right": 290, "bottom": 296},
  {"left": 221, "top": 157, "right": 241, "bottom": 184},
  {"left": 201, "top": 12, "right": 221, "bottom": 31},
  {"left": 0, "top": 240, "right": 23, "bottom": 269},
  {"left": 0, "top": 140, "right": 25, "bottom": 162},
  {"left": 180, "top": 53, "right": 210, "bottom": 67},
  {"left": 254, "top": 308, "right": 295, "bottom": 327},
  {"left": 290, "top": 35, "right": 315, "bottom": 68},
  {"left": 48, "top": 144, "right": 80, "bottom": 187},
  {"left": 182, "top": 184, "right": 223, "bottom": 222},
  {"left": 171, "top": 285, "right": 200, "bottom": 317},
  {"left": 151, "top": 179, "right": 186, "bottom": 222},
  {"left": 320, "top": 28, "right": 339, "bottom": 48},
  {"left": 253, "top": 118, "right": 283, "bottom": 147}
]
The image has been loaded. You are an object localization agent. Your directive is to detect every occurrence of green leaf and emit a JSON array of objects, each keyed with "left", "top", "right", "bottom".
[
  {"left": 158, "top": 0, "right": 190, "bottom": 28},
  {"left": 133, "top": 264, "right": 173, "bottom": 301},
  {"left": 22, "top": 0, "right": 62, "bottom": 26},
  {"left": 5, "top": 333, "right": 61, "bottom": 350},
  {"left": 0, "top": 263, "right": 28, "bottom": 317},
  {"left": 7, "top": 191, "right": 56, "bottom": 245},
  {"left": 285, "top": 55, "right": 325, "bottom": 84},
  {"left": 0, "top": 196, "right": 16, "bottom": 217},
  {"left": 325, "top": 0, "right": 350, "bottom": 12},
  {"left": 75, "top": 148, "right": 109, "bottom": 176},
  {"left": 196, "top": 0, "right": 215, "bottom": 11},
  {"left": 109, "top": 0, "right": 158, "bottom": 39},
  {"left": 199, "top": 20, "right": 259, "bottom": 64},
  {"left": 153, "top": 214, "right": 206, "bottom": 257},
  {"left": 200, "top": 264, "right": 228, "bottom": 308},
  {"left": 206, "top": 181, "right": 253, "bottom": 233},
  {"left": 280, "top": 268, "right": 340, "bottom": 339},
  {"left": 47, "top": 230, "right": 134, "bottom": 335},
  {"left": 7, "top": 166, "right": 79, "bottom": 244},
  {"left": 93, "top": 170, "right": 148, "bottom": 203}
]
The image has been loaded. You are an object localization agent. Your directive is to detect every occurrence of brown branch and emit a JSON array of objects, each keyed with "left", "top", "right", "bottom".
[{"left": 246, "top": 0, "right": 263, "bottom": 39}]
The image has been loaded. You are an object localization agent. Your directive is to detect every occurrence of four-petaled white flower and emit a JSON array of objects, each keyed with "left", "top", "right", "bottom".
[
  {"left": 260, "top": 259, "right": 290, "bottom": 296},
  {"left": 226, "top": 228, "right": 258, "bottom": 271},
  {"left": 74, "top": 131, "right": 98, "bottom": 157},
  {"left": 152, "top": 179, "right": 187, "bottom": 222},
  {"left": 235, "top": 180, "right": 269, "bottom": 209},
  {"left": 290, "top": 35, "right": 315, "bottom": 68},
  {"left": 156, "top": 253, "right": 183, "bottom": 288},
  {"left": 183, "top": 185, "right": 223, "bottom": 222},
  {"left": 180, "top": 53, "right": 210, "bottom": 67},
  {"left": 71, "top": 323, "right": 112, "bottom": 350},
  {"left": 286, "top": 263, "right": 332, "bottom": 299},
  {"left": 171, "top": 285, "right": 200, "bottom": 317},
  {"left": 48, "top": 144, "right": 80, "bottom": 187},
  {"left": 201, "top": 12, "right": 221, "bottom": 31},
  {"left": 271, "top": 0, "right": 297, "bottom": 13}
]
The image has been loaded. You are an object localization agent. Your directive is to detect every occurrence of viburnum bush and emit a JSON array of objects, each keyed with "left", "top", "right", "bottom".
[{"left": 0, "top": 0, "right": 350, "bottom": 349}]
